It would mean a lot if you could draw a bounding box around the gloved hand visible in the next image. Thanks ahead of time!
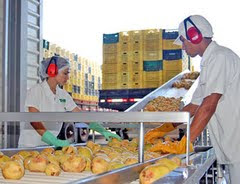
[89,122,121,141]
[41,130,70,147]
[149,135,193,154]
[144,123,176,144]
[176,135,194,154]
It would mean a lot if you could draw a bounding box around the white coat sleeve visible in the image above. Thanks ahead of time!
[191,80,203,105]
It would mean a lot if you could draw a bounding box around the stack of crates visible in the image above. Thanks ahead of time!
[143,29,163,88]
[162,29,188,82]
[128,30,144,89]
[42,39,101,103]
[102,33,119,89]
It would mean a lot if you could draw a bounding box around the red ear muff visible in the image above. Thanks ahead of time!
[187,27,203,44]
[46,56,58,77]
[47,63,58,77]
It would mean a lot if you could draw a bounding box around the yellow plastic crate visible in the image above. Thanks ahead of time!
[103,53,118,64]
[143,29,162,40]
[163,39,182,50]
[163,60,183,71]
[143,71,163,81]
[118,62,130,72]
[119,31,130,42]
[131,51,143,62]
[143,39,163,51]
[63,84,72,92]
[163,70,181,82]
[129,30,143,41]
[129,82,143,89]
[102,64,119,73]
[117,83,128,89]
[130,40,143,51]
[103,43,119,53]
[72,93,77,99]
[102,82,117,90]
[118,52,130,63]
[130,61,143,71]
[117,72,129,83]
[119,42,129,52]
[102,73,118,83]
[143,50,163,61]
[131,71,143,83]
[143,81,163,88]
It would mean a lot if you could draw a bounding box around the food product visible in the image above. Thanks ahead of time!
[45,163,61,176]
[91,156,109,174]
[2,161,24,180]
[140,164,170,184]
[60,155,86,172]
[78,146,93,160]
[28,155,48,172]
[172,79,193,89]
[182,71,200,80]
[62,146,77,155]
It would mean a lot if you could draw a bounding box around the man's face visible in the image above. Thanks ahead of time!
[180,36,199,57]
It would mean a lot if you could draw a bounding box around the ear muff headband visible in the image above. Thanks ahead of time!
[46,56,58,77]
[184,16,203,44]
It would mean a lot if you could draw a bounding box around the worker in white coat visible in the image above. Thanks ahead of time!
[174,15,240,184]
[145,14,240,183]
[18,56,120,148]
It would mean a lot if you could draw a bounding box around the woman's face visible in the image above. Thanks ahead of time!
[56,67,70,85]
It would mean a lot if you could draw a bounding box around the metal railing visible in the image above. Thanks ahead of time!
[0,111,191,165]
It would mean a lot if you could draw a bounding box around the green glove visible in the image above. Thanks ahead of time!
[89,122,121,141]
[41,130,70,147]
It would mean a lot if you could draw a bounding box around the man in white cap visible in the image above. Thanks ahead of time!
[174,15,240,183]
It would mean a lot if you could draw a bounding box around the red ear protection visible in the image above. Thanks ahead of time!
[184,17,203,44]
[187,27,203,44]
[46,56,58,77]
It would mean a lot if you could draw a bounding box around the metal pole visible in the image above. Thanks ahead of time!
[138,122,144,163]
[205,172,208,184]
[92,131,95,143]
[186,113,190,165]
[3,0,9,149]
[212,165,215,184]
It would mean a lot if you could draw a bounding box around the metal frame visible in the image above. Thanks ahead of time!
[0,111,191,165]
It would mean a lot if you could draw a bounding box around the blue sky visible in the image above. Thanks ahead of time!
[43,0,240,70]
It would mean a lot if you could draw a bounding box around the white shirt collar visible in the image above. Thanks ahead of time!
[41,80,60,98]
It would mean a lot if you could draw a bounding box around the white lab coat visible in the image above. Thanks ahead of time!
[191,41,240,164]
[18,80,77,148]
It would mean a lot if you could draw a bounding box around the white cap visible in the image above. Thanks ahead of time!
[174,15,213,45]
